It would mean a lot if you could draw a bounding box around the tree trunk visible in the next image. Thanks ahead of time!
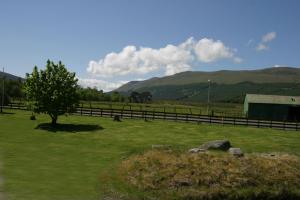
[51,115,57,126]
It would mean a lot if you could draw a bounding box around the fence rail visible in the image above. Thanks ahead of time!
[3,103,300,131]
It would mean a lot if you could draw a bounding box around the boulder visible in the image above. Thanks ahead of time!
[228,148,244,157]
[199,140,231,151]
[189,148,206,153]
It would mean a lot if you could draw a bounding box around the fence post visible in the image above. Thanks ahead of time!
[233,118,236,126]
[100,108,103,117]
[185,114,188,122]
[152,109,155,120]
[284,121,286,130]
[257,120,260,128]
[131,109,133,119]
[90,103,92,116]
[111,109,113,118]
[209,115,211,124]
[296,122,298,131]
[270,120,272,128]
[81,105,83,116]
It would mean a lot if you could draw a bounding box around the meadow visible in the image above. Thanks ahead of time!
[0,109,300,200]
[12,100,245,117]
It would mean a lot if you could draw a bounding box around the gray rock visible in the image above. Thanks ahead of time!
[189,148,206,153]
[228,148,244,157]
[199,140,231,151]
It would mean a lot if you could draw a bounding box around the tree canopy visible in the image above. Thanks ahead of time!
[24,60,79,125]
[129,91,152,103]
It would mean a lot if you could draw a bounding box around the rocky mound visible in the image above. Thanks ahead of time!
[120,150,300,200]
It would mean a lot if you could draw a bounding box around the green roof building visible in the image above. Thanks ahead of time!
[244,94,300,121]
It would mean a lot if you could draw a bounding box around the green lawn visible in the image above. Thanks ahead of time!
[0,109,300,200]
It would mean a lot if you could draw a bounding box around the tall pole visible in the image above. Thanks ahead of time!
[1,67,4,113]
[207,79,211,115]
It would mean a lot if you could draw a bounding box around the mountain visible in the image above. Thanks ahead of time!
[0,71,24,81]
[115,67,300,103]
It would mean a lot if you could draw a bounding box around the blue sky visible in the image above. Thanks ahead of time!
[0,0,300,91]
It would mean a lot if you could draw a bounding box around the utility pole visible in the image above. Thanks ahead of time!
[1,67,4,113]
[207,79,211,115]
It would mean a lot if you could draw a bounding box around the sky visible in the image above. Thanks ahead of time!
[1,0,300,91]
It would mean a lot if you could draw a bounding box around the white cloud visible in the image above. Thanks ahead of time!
[256,31,276,51]
[262,32,276,43]
[87,37,241,77]
[78,78,128,92]
[256,43,268,51]
[233,57,243,63]
[246,39,254,46]
[194,38,235,63]
[273,64,286,68]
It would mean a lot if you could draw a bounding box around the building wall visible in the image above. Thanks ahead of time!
[247,103,290,121]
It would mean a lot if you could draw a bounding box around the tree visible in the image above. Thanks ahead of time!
[140,91,152,103]
[129,91,152,103]
[24,60,79,125]
[129,91,141,103]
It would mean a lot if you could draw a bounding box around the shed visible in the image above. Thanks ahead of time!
[244,94,300,121]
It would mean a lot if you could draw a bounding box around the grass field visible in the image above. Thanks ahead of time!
[0,109,300,200]
[80,101,244,117]
[13,100,245,117]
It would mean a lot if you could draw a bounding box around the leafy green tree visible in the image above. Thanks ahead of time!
[24,60,79,125]
[140,91,152,103]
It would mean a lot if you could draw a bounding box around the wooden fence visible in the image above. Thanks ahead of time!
[3,103,300,131]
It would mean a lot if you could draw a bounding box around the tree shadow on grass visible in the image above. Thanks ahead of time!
[35,123,104,133]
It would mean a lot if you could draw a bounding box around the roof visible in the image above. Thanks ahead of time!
[245,94,300,105]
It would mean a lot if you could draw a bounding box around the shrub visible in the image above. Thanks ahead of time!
[30,115,36,120]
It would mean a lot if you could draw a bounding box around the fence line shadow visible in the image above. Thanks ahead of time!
[0,111,15,115]
[35,123,104,133]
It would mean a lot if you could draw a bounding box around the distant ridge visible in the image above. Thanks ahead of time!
[115,67,300,103]
[0,71,24,81]
[116,67,300,92]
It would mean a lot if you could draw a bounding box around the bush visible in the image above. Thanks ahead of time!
[119,150,300,200]
[30,115,36,120]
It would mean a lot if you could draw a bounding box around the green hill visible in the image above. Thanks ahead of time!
[0,71,24,81]
[115,67,300,103]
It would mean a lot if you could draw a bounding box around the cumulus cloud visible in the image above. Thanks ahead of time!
[78,78,128,92]
[194,38,235,63]
[87,37,241,77]
[262,32,276,43]
[233,57,243,63]
[256,43,268,51]
[256,32,276,51]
